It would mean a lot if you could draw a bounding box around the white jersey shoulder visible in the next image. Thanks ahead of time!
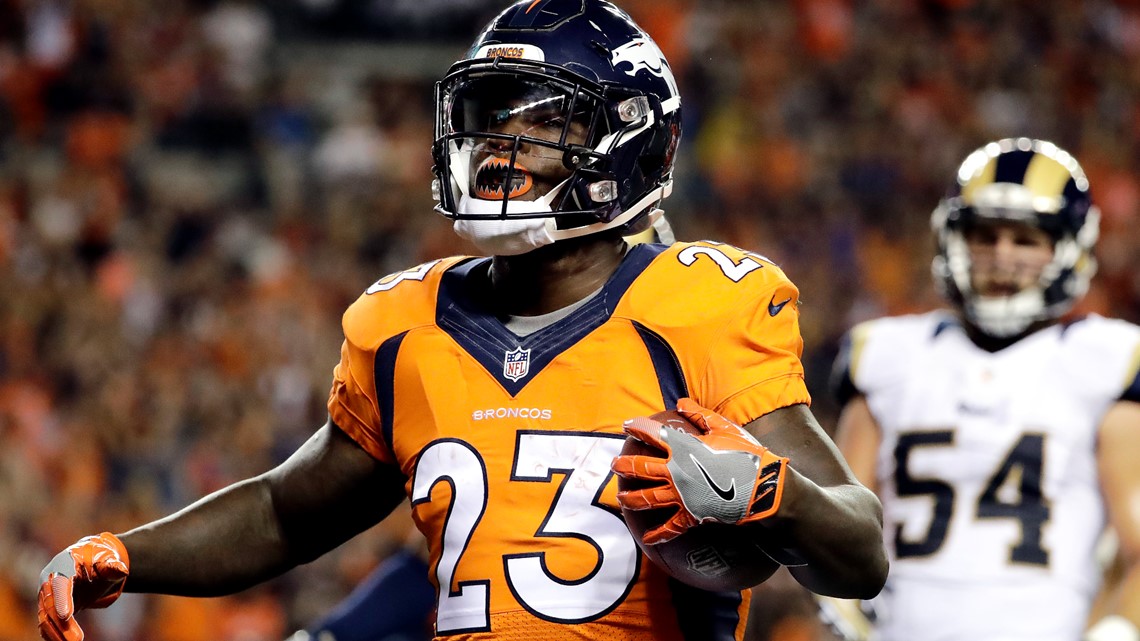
[850,312,1140,641]
[851,312,1140,402]
[1058,314,1140,403]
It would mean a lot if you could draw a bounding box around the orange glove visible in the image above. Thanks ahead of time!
[612,398,789,544]
[38,532,130,641]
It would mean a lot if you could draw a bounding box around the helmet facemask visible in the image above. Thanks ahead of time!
[432,57,677,242]
[437,67,606,218]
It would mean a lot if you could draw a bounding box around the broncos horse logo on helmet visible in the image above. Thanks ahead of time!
[431,0,682,247]
[931,138,1101,337]
[610,38,679,96]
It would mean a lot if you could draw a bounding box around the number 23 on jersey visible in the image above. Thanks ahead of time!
[412,431,639,634]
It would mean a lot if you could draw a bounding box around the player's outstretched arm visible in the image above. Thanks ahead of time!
[1087,401,1140,641]
[738,403,887,599]
[39,420,406,640]
[123,420,406,594]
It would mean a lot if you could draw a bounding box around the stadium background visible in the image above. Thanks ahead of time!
[2,0,1139,639]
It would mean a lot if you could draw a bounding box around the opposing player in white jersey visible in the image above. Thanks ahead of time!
[831,138,1140,641]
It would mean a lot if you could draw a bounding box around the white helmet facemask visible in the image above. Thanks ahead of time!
[933,205,1099,338]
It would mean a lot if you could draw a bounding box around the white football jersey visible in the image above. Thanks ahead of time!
[837,312,1140,641]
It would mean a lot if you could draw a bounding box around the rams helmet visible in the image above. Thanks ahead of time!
[931,138,1100,337]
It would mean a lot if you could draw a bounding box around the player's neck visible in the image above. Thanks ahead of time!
[961,316,1056,353]
[488,234,628,317]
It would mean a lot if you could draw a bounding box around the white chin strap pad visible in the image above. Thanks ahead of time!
[453,195,557,255]
[968,289,1043,337]
[452,180,673,256]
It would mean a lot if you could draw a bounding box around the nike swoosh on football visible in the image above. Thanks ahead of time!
[690,454,736,501]
[768,297,792,317]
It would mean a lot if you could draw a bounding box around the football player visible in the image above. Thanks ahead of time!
[286,217,678,641]
[831,138,1140,641]
[37,2,887,641]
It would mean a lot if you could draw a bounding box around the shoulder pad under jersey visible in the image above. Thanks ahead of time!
[618,240,795,325]
[832,312,953,404]
[1060,315,1140,403]
[342,257,471,349]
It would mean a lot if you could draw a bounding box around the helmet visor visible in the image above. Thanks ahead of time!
[447,75,600,148]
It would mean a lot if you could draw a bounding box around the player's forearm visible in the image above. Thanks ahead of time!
[1093,560,1140,638]
[118,475,296,596]
[768,469,888,599]
[1085,559,1140,640]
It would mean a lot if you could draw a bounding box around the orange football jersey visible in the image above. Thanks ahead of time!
[328,241,810,641]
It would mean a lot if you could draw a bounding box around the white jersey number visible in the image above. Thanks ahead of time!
[366,260,442,294]
[893,430,1050,565]
[412,432,637,633]
[677,244,769,282]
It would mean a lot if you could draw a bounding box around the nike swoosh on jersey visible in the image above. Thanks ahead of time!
[768,297,792,317]
[690,453,736,501]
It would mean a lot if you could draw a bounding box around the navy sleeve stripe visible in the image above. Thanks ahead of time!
[1122,363,1140,404]
[832,363,860,407]
[376,331,409,457]
[830,332,860,406]
[633,322,688,409]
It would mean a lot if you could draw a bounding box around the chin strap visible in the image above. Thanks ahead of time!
[544,180,673,242]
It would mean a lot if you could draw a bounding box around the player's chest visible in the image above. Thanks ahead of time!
[878,334,1094,427]
[873,341,1098,489]
[386,325,670,457]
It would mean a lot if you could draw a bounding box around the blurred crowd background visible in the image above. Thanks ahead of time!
[3,0,1140,640]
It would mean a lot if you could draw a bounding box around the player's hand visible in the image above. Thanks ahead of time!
[38,532,130,641]
[612,398,789,545]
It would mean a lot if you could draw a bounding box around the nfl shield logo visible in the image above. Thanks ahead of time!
[503,347,531,382]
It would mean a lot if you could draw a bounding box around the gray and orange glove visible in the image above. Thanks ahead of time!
[612,398,789,544]
[38,532,129,641]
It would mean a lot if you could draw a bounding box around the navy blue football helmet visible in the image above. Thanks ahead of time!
[431,0,682,238]
[931,138,1100,337]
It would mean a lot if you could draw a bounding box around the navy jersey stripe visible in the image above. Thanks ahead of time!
[932,317,959,338]
[605,242,668,301]
[829,332,859,406]
[669,579,742,641]
[831,365,859,408]
[633,321,687,409]
[375,331,408,455]
[1122,367,1140,404]
[435,243,668,396]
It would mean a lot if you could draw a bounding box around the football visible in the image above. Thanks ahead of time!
[618,409,782,591]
